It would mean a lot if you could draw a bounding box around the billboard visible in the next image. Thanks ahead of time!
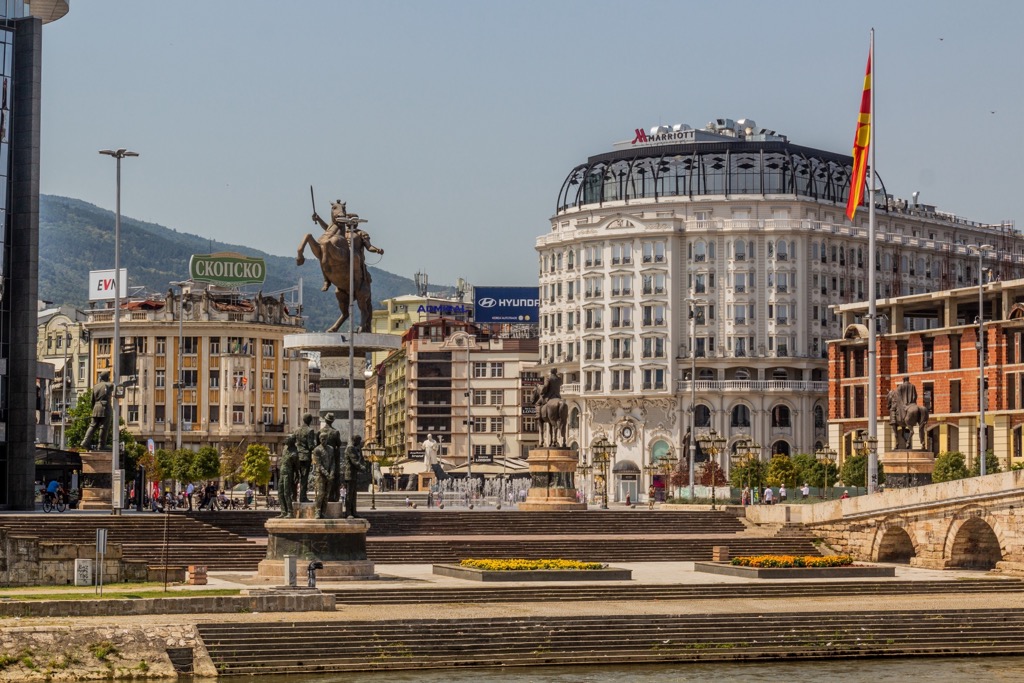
[189,252,266,286]
[88,269,128,301]
[473,286,539,323]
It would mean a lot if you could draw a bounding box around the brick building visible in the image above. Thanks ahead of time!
[830,276,1024,470]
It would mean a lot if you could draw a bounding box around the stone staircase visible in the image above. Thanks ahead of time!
[324,578,1024,605]
[198,608,1024,674]
[0,514,265,571]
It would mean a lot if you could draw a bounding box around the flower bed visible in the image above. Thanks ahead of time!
[459,559,605,571]
[731,554,854,568]
[434,559,631,582]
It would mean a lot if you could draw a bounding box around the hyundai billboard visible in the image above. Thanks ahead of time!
[473,286,539,323]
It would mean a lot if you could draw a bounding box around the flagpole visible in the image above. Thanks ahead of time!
[866,28,879,493]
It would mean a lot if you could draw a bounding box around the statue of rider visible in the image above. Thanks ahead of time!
[534,368,562,407]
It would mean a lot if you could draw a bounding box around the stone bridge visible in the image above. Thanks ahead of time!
[746,470,1024,572]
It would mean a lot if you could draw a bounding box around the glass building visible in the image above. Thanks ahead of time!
[0,0,69,509]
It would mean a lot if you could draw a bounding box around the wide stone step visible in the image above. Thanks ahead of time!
[198,609,1024,674]
[325,578,1024,605]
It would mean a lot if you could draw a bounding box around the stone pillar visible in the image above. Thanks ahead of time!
[79,451,113,510]
[519,448,586,511]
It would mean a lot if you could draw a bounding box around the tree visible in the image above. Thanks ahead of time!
[839,454,885,488]
[932,451,969,483]
[729,456,766,491]
[790,453,821,488]
[969,451,1001,477]
[697,460,727,486]
[241,444,272,489]
[190,446,222,483]
[220,444,245,485]
[765,455,797,488]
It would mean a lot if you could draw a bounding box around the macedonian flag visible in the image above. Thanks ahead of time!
[845,49,872,221]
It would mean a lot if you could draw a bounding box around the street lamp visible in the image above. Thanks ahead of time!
[969,244,993,475]
[170,281,190,451]
[364,441,384,510]
[642,461,660,505]
[684,297,706,501]
[736,438,762,502]
[593,438,616,509]
[99,148,139,515]
[577,452,593,505]
[815,445,838,500]
[59,322,72,450]
[698,429,726,510]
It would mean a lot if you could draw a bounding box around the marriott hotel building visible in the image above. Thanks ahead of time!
[536,117,1024,502]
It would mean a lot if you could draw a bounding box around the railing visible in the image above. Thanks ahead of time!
[676,380,828,393]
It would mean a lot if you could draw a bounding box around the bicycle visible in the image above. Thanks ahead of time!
[42,491,67,513]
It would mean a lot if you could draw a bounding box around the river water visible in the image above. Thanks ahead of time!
[255,656,1024,682]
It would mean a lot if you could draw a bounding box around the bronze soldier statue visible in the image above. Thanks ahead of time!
[311,439,335,520]
[293,413,317,502]
[278,434,298,518]
[81,370,114,450]
[343,435,367,519]
[318,413,343,502]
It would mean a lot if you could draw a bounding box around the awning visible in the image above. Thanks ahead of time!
[612,459,641,474]
[34,445,82,469]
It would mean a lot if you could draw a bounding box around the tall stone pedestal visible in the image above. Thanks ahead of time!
[519,448,587,511]
[257,511,375,581]
[78,450,113,510]
[283,332,400,448]
[880,449,935,488]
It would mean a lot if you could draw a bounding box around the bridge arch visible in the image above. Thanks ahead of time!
[944,509,1005,570]
[874,525,917,563]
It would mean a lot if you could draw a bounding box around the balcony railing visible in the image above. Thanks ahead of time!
[676,380,828,393]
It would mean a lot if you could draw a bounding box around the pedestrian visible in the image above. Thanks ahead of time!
[741,486,750,506]
[648,485,656,509]
[779,485,787,503]
[185,482,195,511]
[206,482,219,511]
[840,490,850,500]
[801,482,810,499]
[764,486,774,505]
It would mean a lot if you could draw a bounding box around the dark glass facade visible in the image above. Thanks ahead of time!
[557,141,872,215]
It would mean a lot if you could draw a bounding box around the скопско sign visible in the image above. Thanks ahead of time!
[473,286,539,323]
[189,252,266,286]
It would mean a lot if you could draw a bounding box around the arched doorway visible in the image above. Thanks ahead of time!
[771,440,791,456]
[649,440,672,502]
[948,517,1002,569]
[612,460,640,505]
[876,527,916,563]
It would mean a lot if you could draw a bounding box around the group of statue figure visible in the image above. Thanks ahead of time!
[279,413,367,519]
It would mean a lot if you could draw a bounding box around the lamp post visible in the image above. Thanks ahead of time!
[593,438,616,509]
[698,429,726,510]
[683,297,705,501]
[170,281,189,451]
[969,244,993,475]
[642,461,660,505]
[364,442,384,510]
[737,439,762,502]
[59,322,71,450]
[815,445,837,499]
[99,148,138,515]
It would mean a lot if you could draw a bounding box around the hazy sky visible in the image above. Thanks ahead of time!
[39,1,1024,289]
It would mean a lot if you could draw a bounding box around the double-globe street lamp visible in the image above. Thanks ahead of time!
[814,445,838,499]
[684,297,706,501]
[99,148,139,514]
[732,438,762,503]
[968,244,993,475]
[592,438,617,510]
[852,434,878,493]
[698,429,727,510]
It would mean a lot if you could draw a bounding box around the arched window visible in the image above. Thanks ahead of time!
[651,439,672,462]
[814,405,825,428]
[735,368,750,380]
[694,241,707,262]
[570,407,580,428]
[777,240,789,260]
[695,405,711,427]
[736,240,747,261]
[771,405,792,428]
[771,440,791,456]
[811,242,818,261]
[731,405,751,428]
[567,250,575,269]
[772,368,788,380]
[708,241,716,259]
[698,369,715,380]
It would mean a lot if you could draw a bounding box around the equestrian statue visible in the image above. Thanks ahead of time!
[296,191,383,333]
[533,368,569,448]
[887,376,930,450]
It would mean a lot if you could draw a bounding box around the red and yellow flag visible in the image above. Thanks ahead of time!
[845,50,872,221]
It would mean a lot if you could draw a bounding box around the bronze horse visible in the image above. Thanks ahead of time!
[533,387,568,448]
[887,389,930,450]
[296,201,378,333]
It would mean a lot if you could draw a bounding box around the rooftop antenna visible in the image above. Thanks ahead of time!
[414,270,428,297]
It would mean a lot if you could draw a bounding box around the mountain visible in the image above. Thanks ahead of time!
[38,195,421,331]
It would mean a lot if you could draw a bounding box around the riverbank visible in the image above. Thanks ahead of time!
[1,562,1022,680]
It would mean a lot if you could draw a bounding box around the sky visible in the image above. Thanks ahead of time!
[39,0,1024,290]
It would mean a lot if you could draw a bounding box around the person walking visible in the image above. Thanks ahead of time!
[185,482,195,511]
[763,486,774,505]
[779,484,787,503]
